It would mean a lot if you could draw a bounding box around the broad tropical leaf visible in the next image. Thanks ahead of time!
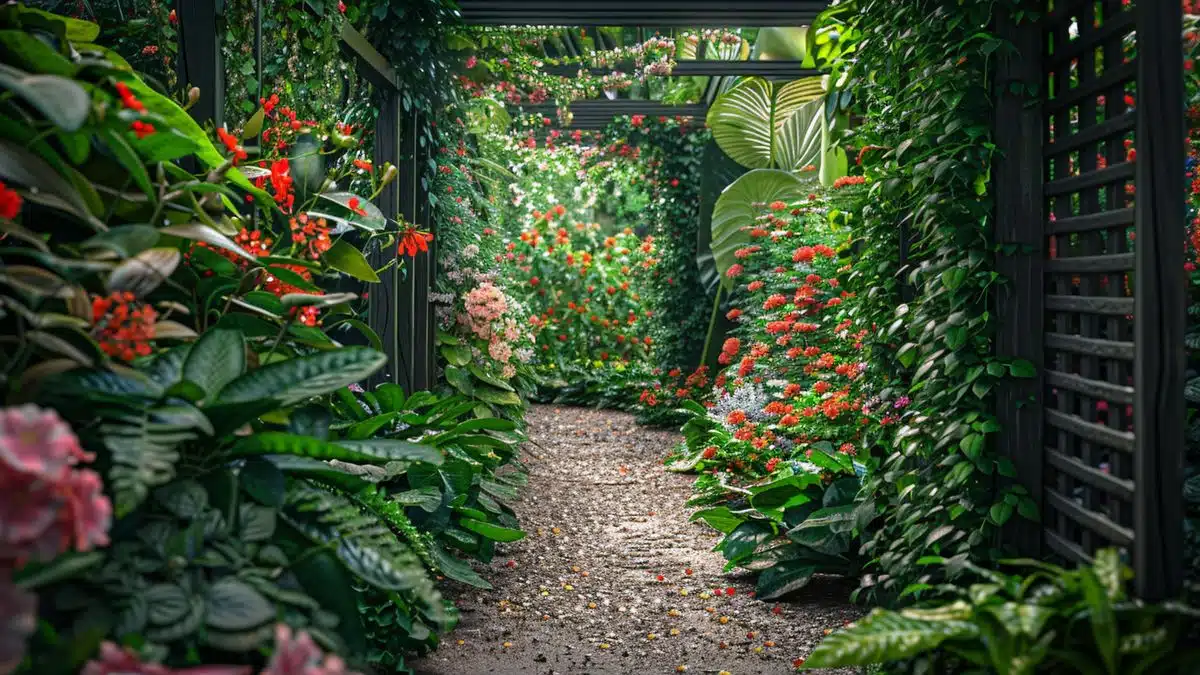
[182,328,245,402]
[710,169,811,289]
[282,482,446,623]
[229,432,442,465]
[707,76,825,171]
[803,607,979,667]
[215,347,386,407]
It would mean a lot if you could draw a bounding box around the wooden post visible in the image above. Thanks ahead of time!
[1132,1,1185,601]
[393,108,421,392]
[411,110,434,391]
[993,8,1045,558]
[176,0,224,129]
[368,91,403,388]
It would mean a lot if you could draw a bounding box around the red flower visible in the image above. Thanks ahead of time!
[398,225,434,256]
[338,0,346,12]
[268,158,294,212]
[726,410,747,425]
[216,127,248,164]
[130,120,156,139]
[702,446,718,459]
[114,82,145,112]
[168,9,178,23]
[91,292,158,362]
[347,197,368,216]
[0,181,22,219]
[353,158,374,173]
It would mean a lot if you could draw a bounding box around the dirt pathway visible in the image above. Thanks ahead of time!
[411,405,861,675]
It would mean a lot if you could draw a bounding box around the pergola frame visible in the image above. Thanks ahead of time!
[456,0,829,26]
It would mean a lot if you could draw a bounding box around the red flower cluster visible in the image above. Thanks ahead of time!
[91,291,158,361]
[289,213,332,260]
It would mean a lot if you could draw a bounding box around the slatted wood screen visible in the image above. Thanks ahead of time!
[997,0,1185,600]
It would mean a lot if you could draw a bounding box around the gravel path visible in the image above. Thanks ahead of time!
[411,405,862,675]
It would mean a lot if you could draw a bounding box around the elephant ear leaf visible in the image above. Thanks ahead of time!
[706,76,825,170]
[710,169,811,290]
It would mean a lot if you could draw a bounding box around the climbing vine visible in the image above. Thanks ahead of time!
[815,0,1037,604]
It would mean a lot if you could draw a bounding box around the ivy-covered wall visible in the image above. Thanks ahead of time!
[821,0,1036,604]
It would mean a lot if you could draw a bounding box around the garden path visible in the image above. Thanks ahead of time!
[411,405,860,675]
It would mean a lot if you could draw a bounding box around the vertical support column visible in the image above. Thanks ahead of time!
[368,91,402,387]
[993,8,1045,556]
[393,107,421,392]
[177,0,224,129]
[1133,2,1185,601]
[411,111,434,391]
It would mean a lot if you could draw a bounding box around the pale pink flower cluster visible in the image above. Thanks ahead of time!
[463,282,508,339]
[0,405,111,566]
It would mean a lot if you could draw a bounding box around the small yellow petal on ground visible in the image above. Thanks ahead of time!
[718,616,730,624]
[588,602,597,609]
[647,633,657,641]
[669,628,680,636]
[456,640,465,646]
[502,642,513,649]
[599,643,610,649]
[676,666,688,672]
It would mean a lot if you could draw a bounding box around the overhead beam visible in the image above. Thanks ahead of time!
[514,101,708,129]
[338,22,398,90]
[542,60,820,78]
[456,0,828,26]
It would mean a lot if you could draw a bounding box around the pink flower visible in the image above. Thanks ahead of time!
[1,580,35,675]
[0,406,111,566]
[0,405,93,480]
[82,642,250,675]
[263,624,361,675]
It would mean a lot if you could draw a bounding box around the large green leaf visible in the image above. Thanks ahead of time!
[706,76,825,171]
[0,63,89,131]
[282,483,445,620]
[205,577,274,632]
[324,239,379,282]
[459,518,525,543]
[182,328,245,402]
[229,432,442,465]
[215,348,386,407]
[115,76,270,202]
[803,606,979,668]
[430,543,492,589]
[756,559,819,600]
[710,169,810,289]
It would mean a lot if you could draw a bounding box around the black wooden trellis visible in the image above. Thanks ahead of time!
[994,0,1186,600]
[177,6,435,393]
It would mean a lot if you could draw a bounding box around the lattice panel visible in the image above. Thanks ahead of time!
[1041,0,1138,562]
